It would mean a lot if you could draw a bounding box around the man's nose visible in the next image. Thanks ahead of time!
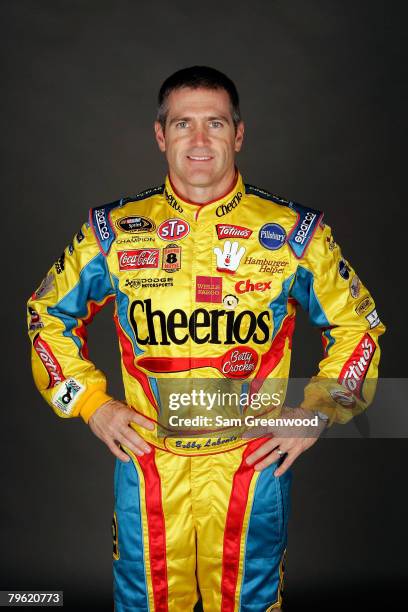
[191,127,210,146]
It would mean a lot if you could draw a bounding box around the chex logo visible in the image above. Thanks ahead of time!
[235,279,272,294]
[118,249,159,270]
[157,218,190,241]
[216,224,252,239]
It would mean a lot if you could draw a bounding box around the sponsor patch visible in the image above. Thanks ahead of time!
[214,241,245,273]
[220,347,258,378]
[215,192,242,217]
[326,235,337,251]
[68,242,74,255]
[162,244,181,273]
[350,276,361,298]
[124,276,174,289]
[28,307,44,331]
[164,188,183,213]
[196,276,222,303]
[223,294,239,309]
[55,252,65,274]
[338,334,376,399]
[366,308,380,329]
[355,296,373,316]
[76,228,85,243]
[157,218,190,241]
[115,216,156,233]
[286,202,323,258]
[33,336,65,388]
[52,378,84,414]
[33,273,54,300]
[244,256,288,274]
[235,279,272,294]
[116,236,154,244]
[259,223,287,250]
[338,259,350,280]
[216,224,252,240]
[118,249,159,271]
[112,513,120,560]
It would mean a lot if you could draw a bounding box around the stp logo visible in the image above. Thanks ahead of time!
[157,218,190,241]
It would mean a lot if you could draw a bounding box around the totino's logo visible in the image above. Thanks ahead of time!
[216,192,242,217]
[118,249,159,270]
[157,218,190,241]
[235,279,272,294]
[95,209,110,240]
[129,299,271,346]
[33,336,65,388]
[338,334,376,399]
[216,224,252,239]
[294,211,316,245]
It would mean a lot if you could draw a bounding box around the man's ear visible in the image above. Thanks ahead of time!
[234,121,245,152]
[154,121,166,152]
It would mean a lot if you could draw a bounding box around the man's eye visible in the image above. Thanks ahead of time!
[176,121,188,128]
[210,121,223,128]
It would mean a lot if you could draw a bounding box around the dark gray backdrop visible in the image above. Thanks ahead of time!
[2,0,406,610]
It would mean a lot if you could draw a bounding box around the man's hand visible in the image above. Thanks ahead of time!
[245,406,327,476]
[88,399,155,462]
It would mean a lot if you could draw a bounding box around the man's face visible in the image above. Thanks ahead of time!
[154,87,244,190]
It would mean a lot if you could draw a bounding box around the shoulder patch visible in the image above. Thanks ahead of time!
[245,184,291,206]
[89,199,124,256]
[286,201,324,258]
[123,185,164,205]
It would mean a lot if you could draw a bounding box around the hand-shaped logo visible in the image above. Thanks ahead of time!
[213,240,246,273]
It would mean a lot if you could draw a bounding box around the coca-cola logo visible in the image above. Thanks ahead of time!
[118,249,159,270]
[157,218,190,241]
[338,333,376,399]
[116,216,155,233]
[33,336,65,388]
[216,224,252,239]
[220,347,258,378]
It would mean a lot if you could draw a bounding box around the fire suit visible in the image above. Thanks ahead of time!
[27,170,385,612]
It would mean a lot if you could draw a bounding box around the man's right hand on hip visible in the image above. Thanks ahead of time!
[88,399,154,462]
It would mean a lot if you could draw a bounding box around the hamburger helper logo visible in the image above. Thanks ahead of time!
[118,249,159,270]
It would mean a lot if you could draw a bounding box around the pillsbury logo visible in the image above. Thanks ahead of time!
[258,223,287,250]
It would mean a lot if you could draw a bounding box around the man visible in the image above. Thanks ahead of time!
[27,66,385,611]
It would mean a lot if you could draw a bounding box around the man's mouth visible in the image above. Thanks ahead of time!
[187,155,213,161]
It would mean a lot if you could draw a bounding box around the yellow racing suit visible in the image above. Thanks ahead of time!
[27,170,385,612]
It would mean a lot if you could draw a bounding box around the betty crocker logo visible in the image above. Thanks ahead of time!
[118,249,159,270]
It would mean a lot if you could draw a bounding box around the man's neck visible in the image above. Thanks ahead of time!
[168,168,237,204]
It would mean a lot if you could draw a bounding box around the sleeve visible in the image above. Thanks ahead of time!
[289,221,386,425]
[27,220,116,423]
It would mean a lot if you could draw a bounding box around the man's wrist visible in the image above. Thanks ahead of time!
[80,390,114,423]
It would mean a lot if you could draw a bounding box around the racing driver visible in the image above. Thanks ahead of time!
[27,66,385,612]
